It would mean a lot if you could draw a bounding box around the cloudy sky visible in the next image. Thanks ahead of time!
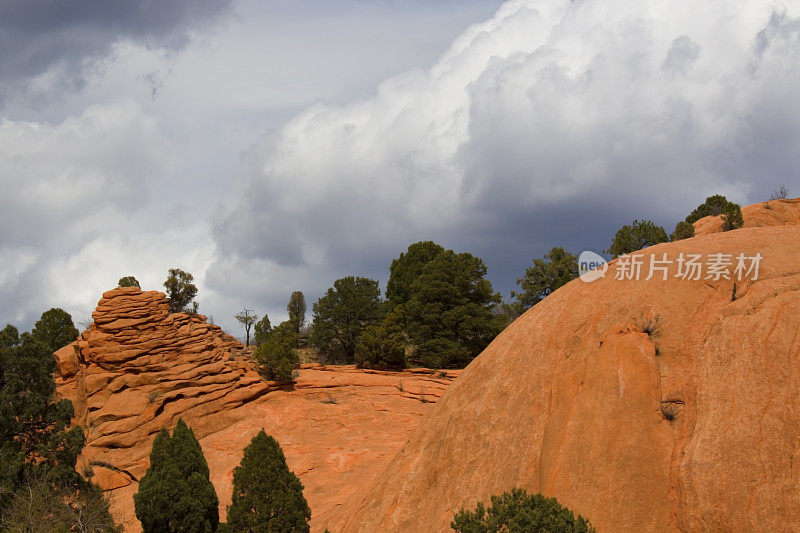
[1,0,799,336]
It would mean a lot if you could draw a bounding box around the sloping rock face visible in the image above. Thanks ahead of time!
[333,224,800,532]
[694,197,800,236]
[201,366,457,533]
[54,290,458,531]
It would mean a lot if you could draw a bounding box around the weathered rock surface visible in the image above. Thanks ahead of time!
[333,223,800,531]
[694,197,800,236]
[55,290,457,531]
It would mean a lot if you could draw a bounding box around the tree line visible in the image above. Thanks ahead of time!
[506,193,750,317]
[117,191,763,376]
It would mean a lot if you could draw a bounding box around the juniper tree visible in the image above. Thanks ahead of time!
[310,277,384,363]
[134,419,219,532]
[355,307,407,370]
[605,220,669,258]
[386,241,446,308]
[226,430,310,532]
[118,276,140,288]
[451,488,594,533]
[0,326,85,493]
[511,247,578,315]
[403,249,504,368]
[164,268,199,314]
[670,221,695,241]
[30,307,79,354]
[253,321,299,382]
[0,314,117,530]
[721,201,744,231]
[253,314,272,346]
[286,291,306,334]
[684,194,743,231]
[685,194,731,223]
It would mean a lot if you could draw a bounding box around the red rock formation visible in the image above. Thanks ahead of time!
[55,287,271,506]
[55,288,457,531]
[332,222,800,531]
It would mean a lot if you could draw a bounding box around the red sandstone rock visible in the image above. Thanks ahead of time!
[55,289,457,531]
[332,221,800,531]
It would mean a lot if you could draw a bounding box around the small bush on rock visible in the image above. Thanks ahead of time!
[684,194,743,231]
[670,221,695,241]
[721,201,744,231]
[605,220,668,258]
[685,194,730,223]
[254,321,299,382]
[118,276,140,288]
[451,488,594,533]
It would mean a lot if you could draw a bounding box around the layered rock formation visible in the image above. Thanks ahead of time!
[54,287,271,501]
[54,291,457,530]
[332,214,800,531]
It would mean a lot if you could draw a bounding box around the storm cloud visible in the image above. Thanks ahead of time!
[0,0,233,107]
[209,0,800,323]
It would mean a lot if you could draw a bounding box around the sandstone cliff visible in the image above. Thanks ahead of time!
[54,289,457,530]
[331,208,800,531]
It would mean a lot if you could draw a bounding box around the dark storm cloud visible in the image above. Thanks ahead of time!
[0,0,232,104]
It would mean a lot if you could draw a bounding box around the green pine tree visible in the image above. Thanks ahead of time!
[355,306,407,370]
[386,240,446,308]
[0,327,84,494]
[670,221,695,241]
[310,276,384,363]
[253,321,299,382]
[452,488,594,533]
[134,419,219,532]
[511,247,578,315]
[226,430,310,533]
[685,194,730,223]
[286,291,307,334]
[253,314,272,346]
[30,307,79,354]
[118,275,141,288]
[605,219,669,258]
[403,248,504,368]
[1,315,117,530]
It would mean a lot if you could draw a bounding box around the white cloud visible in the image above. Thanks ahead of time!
[0,100,201,326]
[211,0,800,318]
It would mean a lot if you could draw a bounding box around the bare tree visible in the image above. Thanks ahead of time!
[235,309,258,346]
[770,185,789,200]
